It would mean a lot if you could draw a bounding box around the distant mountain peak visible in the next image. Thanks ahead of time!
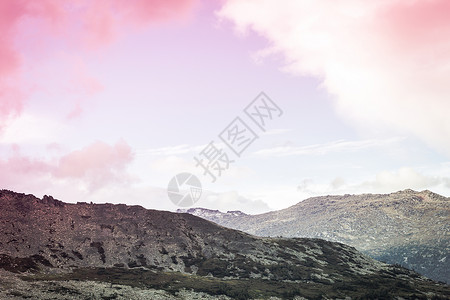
[396,188,417,194]
[177,207,248,218]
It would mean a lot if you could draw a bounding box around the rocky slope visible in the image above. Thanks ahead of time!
[179,189,450,283]
[0,190,449,299]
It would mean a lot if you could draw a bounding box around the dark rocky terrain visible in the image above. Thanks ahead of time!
[179,189,450,284]
[0,190,449,299]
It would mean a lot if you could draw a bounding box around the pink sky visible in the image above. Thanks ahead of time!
[1,0,449,213]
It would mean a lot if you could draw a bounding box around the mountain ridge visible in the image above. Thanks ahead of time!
[0,189,449,299]
[179,189,450,283]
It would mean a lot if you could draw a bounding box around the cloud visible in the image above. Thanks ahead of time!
[67,0,199,49]
[0,140,134,192]
[297,167,450,196]
[358,167,443,193]
[137,142,232,157]
[0,147,51,179]
[54,140,134,189]
[0,0,29,132]
[199,190,271,214]
[253,137,403,157]
[150,155,199,175]
[0,1,25,76]
[0,0,198,130]
[242,185,306,211]
[68,62,104,97]
[219,0,450,155]
[138,144,206,156]
[0,85,26,132]
[65,58,104,119]
[0,113,66,145]
[66,103,84,120]
[148,152,255,186]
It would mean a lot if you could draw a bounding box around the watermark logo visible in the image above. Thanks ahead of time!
[168,92,283,206]
[167,173,202,207]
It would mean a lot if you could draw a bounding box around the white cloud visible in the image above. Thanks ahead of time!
[297,167,450,197]
[219,0,450,155]
[358,167,441,193]
[242,185,306,211]
[0,113,66,144]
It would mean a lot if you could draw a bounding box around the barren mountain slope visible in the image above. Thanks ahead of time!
[180,190,450,283]
[0,190,449,299]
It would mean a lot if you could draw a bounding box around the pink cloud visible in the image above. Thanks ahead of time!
[0,0,25,76]
[19,0,198,51]
[66,103,83,120]
[0,140,134,192]
[0,0,198,130]
[116,0,198,25]
[0,145,52,189]
[54,140,134,189]
[0,151,51,176]
[0,85,25,129]
[67,60,104,96]
[0,1,29,132]
[65,58,104,119]
[219,0,450,155]
[80,0,198,48]
[378,0,450,50]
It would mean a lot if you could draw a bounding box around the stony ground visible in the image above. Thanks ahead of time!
[0,270,316,300]
[0,270,235,300]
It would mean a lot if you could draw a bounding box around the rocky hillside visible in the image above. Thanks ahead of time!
[1,190,449,299]
[179,189,450,284]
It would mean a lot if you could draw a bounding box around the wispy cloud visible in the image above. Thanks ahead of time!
[253,137,404,157]
[136,141,233,157]
[136,144,206,156]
